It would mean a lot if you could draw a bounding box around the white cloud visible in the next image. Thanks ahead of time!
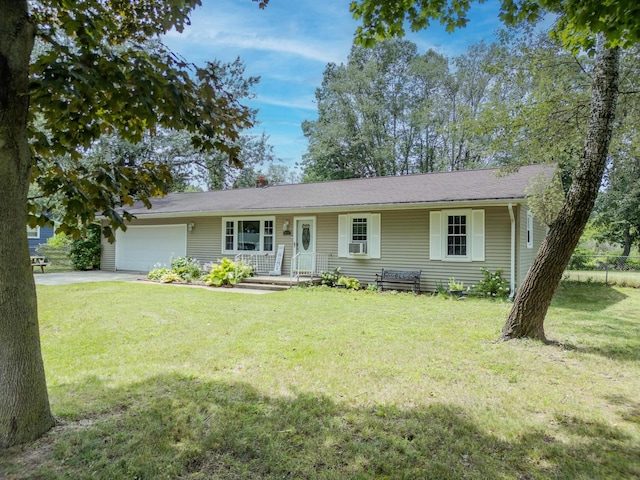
[210,33,345,64]
[165,2,353,65]
[252,95,316,112]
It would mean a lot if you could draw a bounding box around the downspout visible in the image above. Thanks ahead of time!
[508,203,516,299]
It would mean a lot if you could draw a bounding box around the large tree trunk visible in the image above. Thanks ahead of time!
[619,225,631,265]
[501,39,621,342]
[0,0,55,447]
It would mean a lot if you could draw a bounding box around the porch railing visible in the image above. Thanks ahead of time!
[234,252,276,276]
[289,252,331,283]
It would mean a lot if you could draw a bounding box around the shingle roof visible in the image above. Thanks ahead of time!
[126,164,555,216]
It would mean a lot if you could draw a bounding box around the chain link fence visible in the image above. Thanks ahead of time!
[565,254,640,286]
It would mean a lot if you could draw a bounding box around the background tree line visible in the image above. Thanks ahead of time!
[301,39,498,179]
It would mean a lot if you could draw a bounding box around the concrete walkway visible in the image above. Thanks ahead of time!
[33,270,275,294]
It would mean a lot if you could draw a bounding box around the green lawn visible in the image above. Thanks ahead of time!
[1,282,639,479]
[564,269,640,287]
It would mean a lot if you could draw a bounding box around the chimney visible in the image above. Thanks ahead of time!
[256,176,268,188]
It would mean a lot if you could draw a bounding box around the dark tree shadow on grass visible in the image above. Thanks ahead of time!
[552,282,628,312]
[554,317,640,362]
[1,375,638,479]
[549,283,640,362]
[605,395,640,427]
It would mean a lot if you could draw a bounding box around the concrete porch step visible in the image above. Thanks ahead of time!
[237,275,292,292]
[236,275,322,291]
[235,282,291,292]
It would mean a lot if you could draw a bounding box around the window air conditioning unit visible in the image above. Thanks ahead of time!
[349,242,367,255]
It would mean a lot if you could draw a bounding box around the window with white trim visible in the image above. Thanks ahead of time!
[222,217,276,254]
[352,217,367,240]
[447,214,467,257]
[430,209,484,262]
[27,226,40,239]
[338,213,381,259]
[526,211,534,248]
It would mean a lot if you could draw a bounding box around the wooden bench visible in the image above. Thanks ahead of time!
[375,269,421,293]
[30,256,50,273]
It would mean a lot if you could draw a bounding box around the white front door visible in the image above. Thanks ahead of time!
[293,217,316,274]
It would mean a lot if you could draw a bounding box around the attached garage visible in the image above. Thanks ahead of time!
[115,225,187,271]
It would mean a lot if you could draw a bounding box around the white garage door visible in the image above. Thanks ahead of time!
[115,225,187,271]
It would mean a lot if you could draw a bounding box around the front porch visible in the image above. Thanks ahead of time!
[234,250,331,291]
[237,274,322,291]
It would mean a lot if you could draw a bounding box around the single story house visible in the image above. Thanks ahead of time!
[100,164,555,293]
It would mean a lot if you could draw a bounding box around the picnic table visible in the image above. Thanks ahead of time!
[30,255,50,273]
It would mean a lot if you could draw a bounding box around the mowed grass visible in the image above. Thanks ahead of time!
[1,282,639,479]
[564,269,640,287]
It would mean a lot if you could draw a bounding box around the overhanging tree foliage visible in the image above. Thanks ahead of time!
[1,0,258,448]
[350,0,640,341]
[478,29,593,180]
[28,9,255,239]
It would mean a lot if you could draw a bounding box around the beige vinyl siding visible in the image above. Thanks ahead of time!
[100,227,116,271]
[517,205,547,287]
[274,215,295,275]
[185,217,218,264]
[372,209,427,284]
[422,206,511,292]
[314,206,512,292]
[483,205,512,279]
[314,213,338,272]
[313,211,426,286]
[517,205,530,287]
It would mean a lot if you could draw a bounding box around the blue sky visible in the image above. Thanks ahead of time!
[163,0,504,172]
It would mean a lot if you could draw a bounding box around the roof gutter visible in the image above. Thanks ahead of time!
[508,203,516,299]
[100,199,530,220]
